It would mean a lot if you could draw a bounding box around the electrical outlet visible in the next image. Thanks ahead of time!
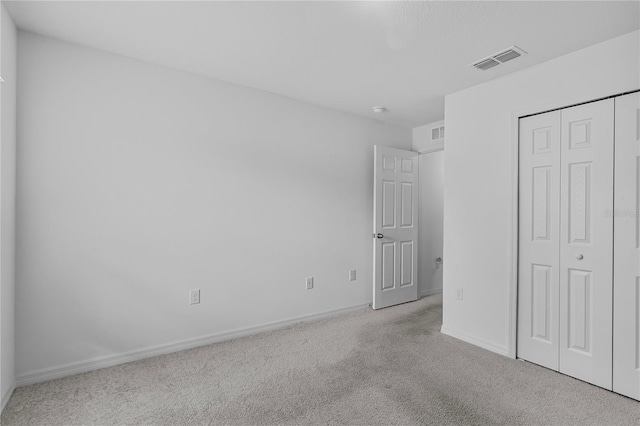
[306,277,314,290]
[455,288,464,301]
[349,269,356,281]
[190,289,200,305]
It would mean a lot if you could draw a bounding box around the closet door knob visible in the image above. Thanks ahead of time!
[576,254,584,260]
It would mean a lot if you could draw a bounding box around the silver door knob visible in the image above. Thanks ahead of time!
[372,233,384,239]
[435,257,442,264]
[576,254,584,260]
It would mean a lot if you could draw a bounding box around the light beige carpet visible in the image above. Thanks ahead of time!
[2,293,639,425]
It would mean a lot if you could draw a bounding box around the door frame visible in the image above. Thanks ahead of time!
[507,89,640,359]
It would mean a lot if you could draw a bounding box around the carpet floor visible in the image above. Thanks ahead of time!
[2,293,639,425]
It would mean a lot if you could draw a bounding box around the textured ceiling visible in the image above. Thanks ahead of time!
[5,1,640,127]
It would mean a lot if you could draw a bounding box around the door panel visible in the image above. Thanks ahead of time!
[531,264,551,342]
[559,99,614,390]
[613,92,640,400]
[401,183,414,227]
[382,242,395,290]
[518,111,561,370]
[382,181,396,227]
[373,146,418,309]
[567,268,591,353]
[532,166,552,241]
[400,241,413,287]
[568,162,592,243]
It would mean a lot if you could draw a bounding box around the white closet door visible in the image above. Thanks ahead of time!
[613,92,640,400]
[559,99,614,389]
[518,111,562,370]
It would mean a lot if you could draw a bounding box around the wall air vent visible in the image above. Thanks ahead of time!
[470,45,527,71]
[431,126,445,141]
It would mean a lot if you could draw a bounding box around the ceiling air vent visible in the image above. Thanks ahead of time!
[471,45,527,71]
[473,58,500,71]
[493,49,521,63]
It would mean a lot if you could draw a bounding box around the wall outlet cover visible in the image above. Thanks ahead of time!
[190,289,200,305]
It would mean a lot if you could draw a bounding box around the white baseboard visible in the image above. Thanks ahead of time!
[420,288,443,297]
[1,382,15,413]
[17,303,370,387]
[440,326,509,357]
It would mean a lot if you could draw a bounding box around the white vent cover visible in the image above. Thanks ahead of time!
[470,45,527,71]
[493,49,521,63]
[431,126,445,141]
[474,58,500,71]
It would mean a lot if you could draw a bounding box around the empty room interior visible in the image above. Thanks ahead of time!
[1,0,640,424]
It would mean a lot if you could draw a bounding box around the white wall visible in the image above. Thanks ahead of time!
[414,120,445,297]
[15,32,412,382]
[418,151,444,297]
[412,120,444,153]
[442,30,640,355]
[0,2,17,411]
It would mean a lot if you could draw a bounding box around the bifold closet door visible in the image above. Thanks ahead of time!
[613,92,640,400]
[517,110,561,371]
[558,99,614,390]
[518,99,614,390]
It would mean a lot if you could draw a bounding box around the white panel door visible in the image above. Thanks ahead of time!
[613,92,640,401]
[518,111,562,370]
[559,99,614,389]
[373,146,419,310]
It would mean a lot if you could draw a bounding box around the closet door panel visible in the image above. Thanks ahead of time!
[518,111,561,370]
[613,92,640,401]
[559,99,614,390]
